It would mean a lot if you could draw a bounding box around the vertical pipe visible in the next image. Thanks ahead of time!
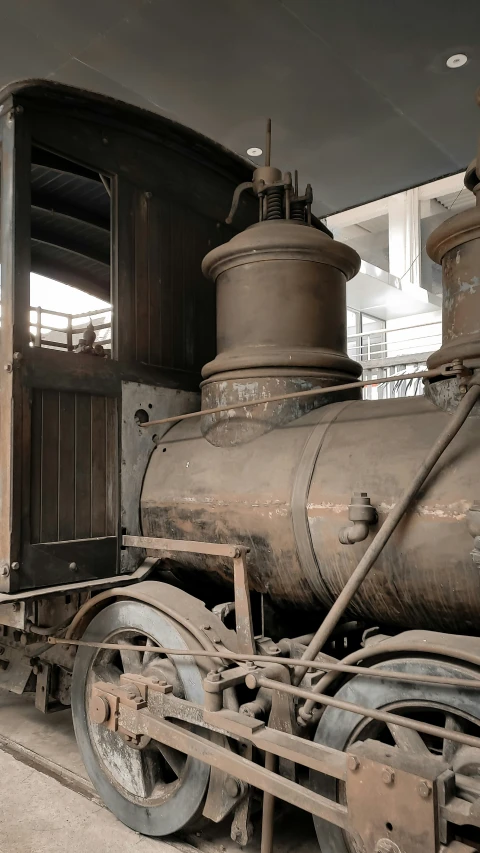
[261,752,276,853]
[265,119,272,168]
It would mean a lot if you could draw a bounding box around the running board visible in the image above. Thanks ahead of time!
[0,558,156,604]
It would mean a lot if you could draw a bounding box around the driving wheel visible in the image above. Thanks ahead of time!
[71,600,210,836]
[310,657,480,853]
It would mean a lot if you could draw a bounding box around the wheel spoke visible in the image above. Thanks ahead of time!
[119,647,143,674]
[387,723,430,754]
[143,637,158,667]
[92,662,122,684]
[443,713,464,764]
[156,743,185,778]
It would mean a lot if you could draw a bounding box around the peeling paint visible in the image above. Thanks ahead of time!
[308,500,468,520]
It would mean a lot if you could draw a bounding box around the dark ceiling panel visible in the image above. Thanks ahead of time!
[0,0,479,214]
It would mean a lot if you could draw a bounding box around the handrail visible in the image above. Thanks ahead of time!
[347,319,440,341]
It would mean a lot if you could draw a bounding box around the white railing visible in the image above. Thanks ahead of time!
[347,320,441,364]
[29,306,111,351]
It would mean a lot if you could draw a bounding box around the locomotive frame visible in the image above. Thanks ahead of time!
[1,79,480,853]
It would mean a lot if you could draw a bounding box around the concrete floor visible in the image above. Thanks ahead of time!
[0,749,186,853]
[0,691,317,853]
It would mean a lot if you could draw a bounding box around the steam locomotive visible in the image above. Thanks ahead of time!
[1,79,480,853]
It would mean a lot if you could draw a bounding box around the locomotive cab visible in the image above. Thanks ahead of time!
[0,79,253,601]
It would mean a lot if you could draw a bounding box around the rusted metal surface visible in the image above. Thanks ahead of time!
[88,660,480,850]
[115,707,350,828]
[122,537,255,653]
[261,751,276,853]
[49,635,480,691]
[346,740,447,853]
[253,675,480,753]
[141,385,480,630]
[0,559,155,605]
[295,381,480,699]
[200,147,361,445]
[427,161,480,369]
[139,365,446,432]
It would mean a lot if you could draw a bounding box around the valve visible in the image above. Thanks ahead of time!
[225,118,330,234]
[339,492,377,545]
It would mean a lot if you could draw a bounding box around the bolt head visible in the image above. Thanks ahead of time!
[417,780,432,798]
[125,686,138,699]
[89,694,110,724]
[347,755,359,771]
[207,670,222,682]
[225,777,240,798]
[10,562,19,571]
[382,768,395,785]
[69,562,78,572]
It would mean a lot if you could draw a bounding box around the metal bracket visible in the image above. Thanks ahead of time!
[346,739,448,853]
[122,536,255,654]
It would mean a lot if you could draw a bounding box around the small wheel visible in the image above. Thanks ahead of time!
[310,657,480,853]
[71,600,210,836]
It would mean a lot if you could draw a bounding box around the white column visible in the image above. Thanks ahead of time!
[388,187,421,287]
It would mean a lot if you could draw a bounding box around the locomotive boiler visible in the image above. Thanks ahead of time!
[2,81,480,853]
[141,150,480,636]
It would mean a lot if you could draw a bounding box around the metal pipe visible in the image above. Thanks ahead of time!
[139,367,448,429]
[294,382,480,705]
[47,637,480,690]
[265,119,272,167]
[314,638,480,697]
[261,751,276,853]
[255,675,480,753]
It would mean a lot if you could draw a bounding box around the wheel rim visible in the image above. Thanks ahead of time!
[311,657,480,853]
[72,601,210,836]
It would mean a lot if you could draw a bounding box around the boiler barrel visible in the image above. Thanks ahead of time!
[141,393,480,633]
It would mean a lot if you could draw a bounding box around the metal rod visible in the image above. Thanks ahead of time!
[294,382,480,703]
[256,676,480,752]
[261,752,276,853]
[265,119,272,167]
[140,367,447,429]
[315,639,480,697]
[122,711,349,828]
[47,637,480,690]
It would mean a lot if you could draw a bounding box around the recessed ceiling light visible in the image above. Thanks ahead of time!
[446,53,468,69]
[247,147,262,157]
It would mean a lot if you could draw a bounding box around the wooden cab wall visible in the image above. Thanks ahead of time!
[0,80,254,594]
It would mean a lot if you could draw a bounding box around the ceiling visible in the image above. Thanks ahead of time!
[1,0,479,216]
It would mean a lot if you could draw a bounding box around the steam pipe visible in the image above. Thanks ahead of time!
[338,521,370,545]
[294,380,480,714]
